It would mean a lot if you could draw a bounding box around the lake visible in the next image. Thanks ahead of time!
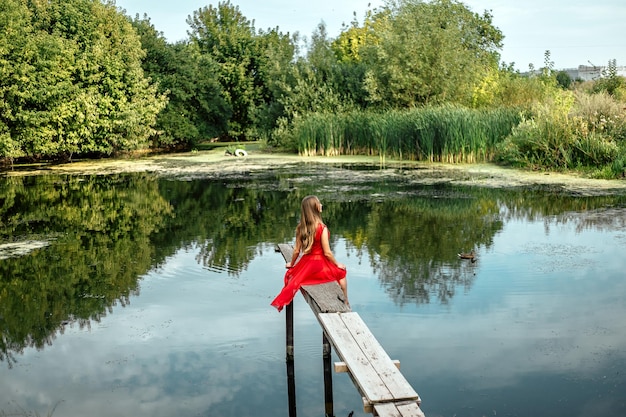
[1,162,625,417]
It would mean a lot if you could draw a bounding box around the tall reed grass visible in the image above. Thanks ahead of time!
[291,106,522,163]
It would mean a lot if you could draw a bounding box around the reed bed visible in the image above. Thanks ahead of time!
[292,106,522,163]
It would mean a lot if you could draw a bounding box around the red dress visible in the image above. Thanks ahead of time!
[271,223,347,312]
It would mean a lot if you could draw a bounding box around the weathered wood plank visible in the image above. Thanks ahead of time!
[319,312,393,402]
[374,402,425,417]
[276,243,294,263]
[340,313,419,402]
[396,402,426,417]
[319,313,420,405]
[372,403,401,417]
[302,283,350,313]
[335,360,400,373]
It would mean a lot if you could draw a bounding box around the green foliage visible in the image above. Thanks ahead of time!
[556,70,573,89]
[290,106,521,162]
[262,23,360,146]
[0,123,23,164]
[593,59,626,100]
[472,60,563,110]
[496,89,625,171]
[571,90,626,139]
[131,16,230,148]
[247,27,300,140]
[0,0,165,161]
[360,0,503,107]
[187,1,295,140]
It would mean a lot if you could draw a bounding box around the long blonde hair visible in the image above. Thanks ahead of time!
[296,195,323,254]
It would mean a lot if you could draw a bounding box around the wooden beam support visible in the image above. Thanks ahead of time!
[335,360,400,373]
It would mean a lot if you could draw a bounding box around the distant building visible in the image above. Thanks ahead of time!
[522,65,626,81]
[561,65,626,82]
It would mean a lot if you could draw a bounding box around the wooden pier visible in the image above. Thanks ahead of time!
[276,244,425,417]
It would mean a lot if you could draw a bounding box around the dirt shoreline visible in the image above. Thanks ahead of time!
[5,149,626,196]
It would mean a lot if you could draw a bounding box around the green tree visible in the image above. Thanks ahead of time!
[0,0,165,161]
[131,15,230,148]
[331,8,386,108]
[556,71,573,89]
[187,1,259,140]
[332,9,386,65]
[264,24,356,148]
[188,1,299,141]
[305,22,370,109]
[471,64,554,108]
[360,0,503,107]
[0,0,31,162]
[246,27,298,140]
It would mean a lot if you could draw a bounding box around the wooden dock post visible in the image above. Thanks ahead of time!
[323,332,334,417]
[286,358,297,417]
[286,301,294,361]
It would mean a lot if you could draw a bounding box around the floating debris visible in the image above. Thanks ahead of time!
[0,239,53,260]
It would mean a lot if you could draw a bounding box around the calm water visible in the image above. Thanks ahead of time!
[1,163,625,417]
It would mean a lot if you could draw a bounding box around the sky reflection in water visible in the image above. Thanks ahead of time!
[1,168,625,417]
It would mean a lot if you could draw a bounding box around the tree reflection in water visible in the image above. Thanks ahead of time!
[2,165,626,369]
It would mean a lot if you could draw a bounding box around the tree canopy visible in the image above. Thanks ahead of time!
[359,0,503,107]
[186,1,295,140]
[1,0,623,170]
[0,0,165,161]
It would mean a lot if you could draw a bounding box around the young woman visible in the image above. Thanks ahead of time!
[271,195,349,311]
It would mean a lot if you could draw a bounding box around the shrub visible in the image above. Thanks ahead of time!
[496,88,626,172]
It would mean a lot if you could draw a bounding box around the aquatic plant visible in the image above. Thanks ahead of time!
[292,106,522,163]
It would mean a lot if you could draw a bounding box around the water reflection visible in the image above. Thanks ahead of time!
[0,174,173,367]
[2,169,626,366]
[1,164,626,417]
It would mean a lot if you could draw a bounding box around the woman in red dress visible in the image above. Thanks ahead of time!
[271,195,349,312]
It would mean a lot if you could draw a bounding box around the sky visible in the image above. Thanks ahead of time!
[114,0,626,71]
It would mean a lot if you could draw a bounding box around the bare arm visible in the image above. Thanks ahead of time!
[286,236,301,268]
[321,226,346,270]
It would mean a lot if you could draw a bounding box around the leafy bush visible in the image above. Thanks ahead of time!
[571,91,626,140]
[0,0,165,161]
[496,88,626,172]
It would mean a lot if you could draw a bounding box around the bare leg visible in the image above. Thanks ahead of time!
[338,278,349,308]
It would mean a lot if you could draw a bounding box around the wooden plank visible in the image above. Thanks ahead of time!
[374,402,425,417]
[276,243,294,263]
[396,402,426,417]
[319,313,420,404]
[302,283,350,313]
[335,360,400,373]
[373,403,401,417]
[319,312,394,403]
[340,313,419,403]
